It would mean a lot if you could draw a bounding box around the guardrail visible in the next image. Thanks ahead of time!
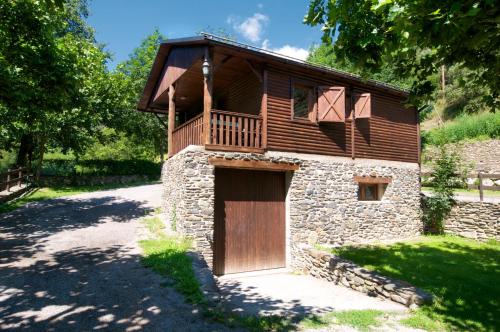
[1,167,30,192]
[421,172,500,202]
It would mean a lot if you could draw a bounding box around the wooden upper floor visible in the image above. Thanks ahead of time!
[138,35,420,164]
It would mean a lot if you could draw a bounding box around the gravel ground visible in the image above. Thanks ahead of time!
[0,184,228,332]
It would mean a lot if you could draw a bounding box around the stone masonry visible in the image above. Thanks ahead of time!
[161,146,422,268]
[444,201,499,241]
[292,244,433,307]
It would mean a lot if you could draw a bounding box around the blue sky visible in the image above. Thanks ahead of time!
[87,0,323,68]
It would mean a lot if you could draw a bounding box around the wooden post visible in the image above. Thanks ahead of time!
[261,69,268,149]
[18,168,22,187]
[350,88,356,159]
[203,47,213,145]
[6,169,11,192]
[478,172,484,202]
[167,85,175,157]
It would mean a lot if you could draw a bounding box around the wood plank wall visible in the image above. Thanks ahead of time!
[221,73,262,115]
[266,69,418,163]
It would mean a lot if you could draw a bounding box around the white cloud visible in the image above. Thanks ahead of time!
[228,13,269,42]
[261,39,309,61]
[257,3,263,9]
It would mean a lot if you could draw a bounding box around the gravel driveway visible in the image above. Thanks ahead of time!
[0,184,227,331]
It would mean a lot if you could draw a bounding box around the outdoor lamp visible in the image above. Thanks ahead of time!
[202,59,210,78]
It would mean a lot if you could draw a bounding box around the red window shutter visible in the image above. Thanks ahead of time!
[354,93,371,118]
[317,86,346,123]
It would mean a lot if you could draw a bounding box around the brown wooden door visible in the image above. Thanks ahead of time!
[214,169,286,275]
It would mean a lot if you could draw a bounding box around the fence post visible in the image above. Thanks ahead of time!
[18,168,22,187]
[6,169,11,192]
[478,172,484,202]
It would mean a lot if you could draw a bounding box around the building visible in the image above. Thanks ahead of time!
[138,34,422,275]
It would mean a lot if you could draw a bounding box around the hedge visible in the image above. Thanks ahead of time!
[40,159,161,177]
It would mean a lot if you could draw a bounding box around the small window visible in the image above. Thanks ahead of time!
[358,183,387,201]
[292,84,314,120]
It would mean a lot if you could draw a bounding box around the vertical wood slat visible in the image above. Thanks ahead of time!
[171,114,203,155]
[238,117,243,146]
[250,118,255,147]
[255,120,261,148]
[225,115,230,146]
[231,116,236,146]
[219,113,224,145]
[244,117,249,147]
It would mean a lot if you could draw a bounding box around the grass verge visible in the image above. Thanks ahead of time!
[422,186,500,197]
[331,235,500,331]
[0,180,159,214]
[301,310,384,331]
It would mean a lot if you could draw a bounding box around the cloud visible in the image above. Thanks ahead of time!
[261,39,309,61]
[228,13,269,42]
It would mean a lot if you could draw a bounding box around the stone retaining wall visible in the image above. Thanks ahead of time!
[445,201,499,241]
[292,244,433,307]
[162,146,422,269]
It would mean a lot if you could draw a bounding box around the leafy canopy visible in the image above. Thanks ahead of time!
[304,0,499,108]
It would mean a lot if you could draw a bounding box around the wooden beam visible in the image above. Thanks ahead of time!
[245,60,263,82]
[261,69,268,149]
[209,157,300,171]
[205,144,264,154]
[353,176,392,184]
[167,84,176,157]
[213,55,233,74]
[203,47,213,145]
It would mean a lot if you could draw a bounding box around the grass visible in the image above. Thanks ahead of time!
[422,111,500,146]
[301,310,384,331]
[331,235,500,331]
[0,180,158,214]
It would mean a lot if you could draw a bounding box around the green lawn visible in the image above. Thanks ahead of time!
[0,180,158,213]
[332,236,500,331]
[422,186,500,197]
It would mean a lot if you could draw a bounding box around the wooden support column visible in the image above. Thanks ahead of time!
[203,48,213,145]
[350,87,356,159]
[167,84,175,157]
[261,69,268,149]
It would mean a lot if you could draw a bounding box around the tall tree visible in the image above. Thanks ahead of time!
[0,0,115,176]
[304,0,499,108]
[111,30,167,162]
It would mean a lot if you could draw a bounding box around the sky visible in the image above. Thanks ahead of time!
[86,0,323,68]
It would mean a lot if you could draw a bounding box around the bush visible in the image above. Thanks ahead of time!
[39,159,161,177]
[422,112,500,147]
[423,147,462,233]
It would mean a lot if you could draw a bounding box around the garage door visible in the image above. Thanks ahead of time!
[214,168,286,275]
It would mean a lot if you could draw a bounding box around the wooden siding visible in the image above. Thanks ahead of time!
[266,69,418,163]
[220,72,262,115]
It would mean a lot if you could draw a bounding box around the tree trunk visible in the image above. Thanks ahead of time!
[16,133,35,167]
[35,135,47,182]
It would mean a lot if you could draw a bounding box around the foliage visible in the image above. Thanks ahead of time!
[422,112,500,146]
[423,147,462,233]
[332,235,500,331]
[304,0,499,109]
[0,0,121,175]
[307,43,413,90]
[110,30,167,161]
[40,159,160,177]
[400,309,445,331]
[301,310,383,331]
[141,216,165,238]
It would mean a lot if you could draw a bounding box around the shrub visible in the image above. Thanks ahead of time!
[39,159,161,177]
[422,112,500,147]
[422,147,462,233]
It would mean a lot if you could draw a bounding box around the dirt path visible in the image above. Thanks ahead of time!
[0,184,227,331]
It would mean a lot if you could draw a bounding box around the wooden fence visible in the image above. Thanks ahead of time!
[0,167,30,192]
[421,172,500,201]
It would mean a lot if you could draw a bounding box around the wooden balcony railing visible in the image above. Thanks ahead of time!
[207,110,263,153]
[171,113,203,155]
[170,110,264,156]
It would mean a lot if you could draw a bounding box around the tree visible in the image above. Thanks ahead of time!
[0,0,115,178]
[110,30,168,162]
[304,0,499,108]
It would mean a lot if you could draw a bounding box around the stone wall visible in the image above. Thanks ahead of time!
[292,244,433,307]
[444,201,499,241]
[161,146,422,268]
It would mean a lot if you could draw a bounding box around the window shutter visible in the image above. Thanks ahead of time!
[317,86,346,123]
[354,93,371,118]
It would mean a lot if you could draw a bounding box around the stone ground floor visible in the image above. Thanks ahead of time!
[163,146,423,275]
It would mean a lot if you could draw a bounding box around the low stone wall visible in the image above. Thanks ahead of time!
[39,174,152,187]
[445,201,499,241]
[292,244,433,308]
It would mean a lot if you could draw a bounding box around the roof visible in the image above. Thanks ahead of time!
[138,33,409,113]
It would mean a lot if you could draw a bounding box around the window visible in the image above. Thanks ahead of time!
[358,183,387,201]
[292,84,314,120]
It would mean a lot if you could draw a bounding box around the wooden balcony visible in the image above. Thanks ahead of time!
[170,110,264,156]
